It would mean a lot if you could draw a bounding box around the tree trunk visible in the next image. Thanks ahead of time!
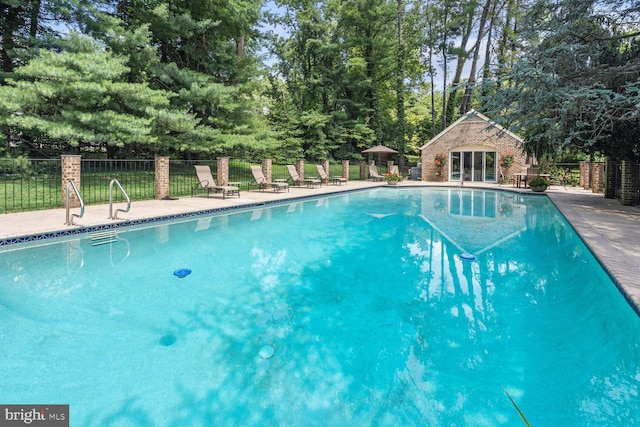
[460,0,492,114]
[496,0,519,87]
[480,0,499,97]
[446,8,475,119]
[29,0,41,39]
[441,12,448,129]
[1,4,20,72]
[396,0,406,169]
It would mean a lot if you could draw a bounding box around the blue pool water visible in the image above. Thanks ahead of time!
[1,188,639,426]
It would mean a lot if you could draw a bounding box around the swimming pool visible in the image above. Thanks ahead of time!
[1,187,639,426]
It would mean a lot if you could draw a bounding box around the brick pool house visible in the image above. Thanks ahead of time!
[420,110,528,183]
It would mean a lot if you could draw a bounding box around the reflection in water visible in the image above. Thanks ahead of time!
[401,189,639,424]
[448,189,497,217]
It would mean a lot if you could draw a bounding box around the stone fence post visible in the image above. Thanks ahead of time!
[61,155,81,208]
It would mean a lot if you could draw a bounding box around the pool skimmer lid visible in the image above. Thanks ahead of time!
[173,268,192,278]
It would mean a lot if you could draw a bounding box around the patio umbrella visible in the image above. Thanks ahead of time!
[362,144,398,165]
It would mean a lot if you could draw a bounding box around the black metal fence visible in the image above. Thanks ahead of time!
[1,157,594,214]
[1,158,367,213]
[551,163,581,186]
[1,158,62,213]
[81,159,156,205]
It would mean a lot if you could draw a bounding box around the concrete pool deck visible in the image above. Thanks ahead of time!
[2,180,639,313]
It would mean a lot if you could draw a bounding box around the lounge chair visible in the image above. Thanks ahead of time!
[287,165,321,188]
[316,164,347,185]
[368,164,385,181]
[389,165,399,175]
[193,165,240,199]
[249,165,289,192]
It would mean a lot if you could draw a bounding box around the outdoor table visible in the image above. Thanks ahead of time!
[513,173,527,188]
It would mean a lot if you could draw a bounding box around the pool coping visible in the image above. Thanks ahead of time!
[0,185,377,247]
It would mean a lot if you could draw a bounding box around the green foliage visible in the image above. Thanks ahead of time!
[482,0,640,161]
[13,0,630,166]
[0,33,192,155]
[0,0,271,158]
[267,0,399,160]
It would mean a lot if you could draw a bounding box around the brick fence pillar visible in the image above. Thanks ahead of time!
[342,160,349,181]
[155,156,170,200]
[620,160,640,206]
[579,161,588,189]
[321,160,330,179]
[296,159,305,180]
[217,157,230,185]
[604,157,616,199]
[61,155,81,208]
[262,159,273,189]
[591,162,604,193]
[360,161,368,180]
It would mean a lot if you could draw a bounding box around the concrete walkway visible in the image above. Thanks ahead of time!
[2,180,639,313]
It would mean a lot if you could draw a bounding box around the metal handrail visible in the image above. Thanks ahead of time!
[109,179,131,220]
[65,180,85,225]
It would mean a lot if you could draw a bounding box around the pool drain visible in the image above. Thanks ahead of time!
[259,345,275,359]
[159,334,177,346]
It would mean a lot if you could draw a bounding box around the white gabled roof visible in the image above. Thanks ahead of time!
[418,110,523,151]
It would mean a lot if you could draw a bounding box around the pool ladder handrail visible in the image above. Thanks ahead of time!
[65,180,85,226]
[109,179,131,220]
